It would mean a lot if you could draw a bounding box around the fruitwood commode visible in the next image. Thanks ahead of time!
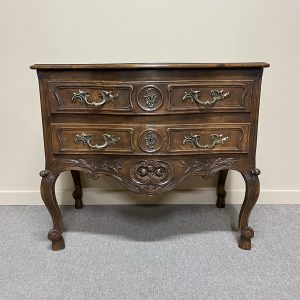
[31,63,269,251]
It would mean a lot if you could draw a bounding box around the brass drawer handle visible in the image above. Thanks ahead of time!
[72,90,118,107]
[183,133,229,149]
[74,132,120,150]
[183,89,229,106]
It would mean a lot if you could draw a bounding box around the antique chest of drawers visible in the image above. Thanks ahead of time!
[31,63,269,251]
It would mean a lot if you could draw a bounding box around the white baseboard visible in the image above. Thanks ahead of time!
[0,189,299,205]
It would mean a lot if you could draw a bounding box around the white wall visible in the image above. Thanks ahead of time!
[0,0,299,204]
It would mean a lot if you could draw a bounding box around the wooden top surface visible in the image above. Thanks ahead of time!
[30,62,270,70]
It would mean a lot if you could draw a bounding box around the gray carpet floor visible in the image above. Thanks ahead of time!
[0,205,299,300]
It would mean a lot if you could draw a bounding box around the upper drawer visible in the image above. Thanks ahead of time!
[49,82,133,113]
[168,81,252,112]
[47,80,253,114]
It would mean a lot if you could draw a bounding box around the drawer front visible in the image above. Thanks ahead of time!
[51,123,249,155]
[168,81,252,112]
[167,124,250,153]
[51,124,134,154]
[49,82,133,113]
[48,80,253,114]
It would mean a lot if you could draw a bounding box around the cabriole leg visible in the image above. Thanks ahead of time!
[216,169,229,208]
[71,170,83,209]
[40,170,65,251]
[238,168,260,250]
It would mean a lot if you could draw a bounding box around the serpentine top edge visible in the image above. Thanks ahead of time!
[30,62,270,70]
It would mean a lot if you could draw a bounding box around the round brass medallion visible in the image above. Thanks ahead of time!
[137,86,163,111]
[138,129,162,153]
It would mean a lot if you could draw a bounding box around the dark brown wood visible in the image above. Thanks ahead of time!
[216,169,229,208]
[40,170,65,251]
[32,63,269,251]
[71,170,83,209]
[30,62,270,70]
[238,168,261,250]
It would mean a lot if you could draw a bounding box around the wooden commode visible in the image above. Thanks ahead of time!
[31,63,269,251]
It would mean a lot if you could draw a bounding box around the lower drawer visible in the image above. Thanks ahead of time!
[51,123,250,155]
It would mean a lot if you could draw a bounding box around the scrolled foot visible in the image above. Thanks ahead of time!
[48,228,65,251]
[238,226,254,250]
[51,237,65,251]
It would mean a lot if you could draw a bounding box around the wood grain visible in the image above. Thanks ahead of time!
[30,62,270,70]
[33,63,269,251]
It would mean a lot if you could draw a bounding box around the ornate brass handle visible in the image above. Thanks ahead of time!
[183,89,229,106]
[74,132,120,150]
[72,90,118,107]
[183,133,229,149]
